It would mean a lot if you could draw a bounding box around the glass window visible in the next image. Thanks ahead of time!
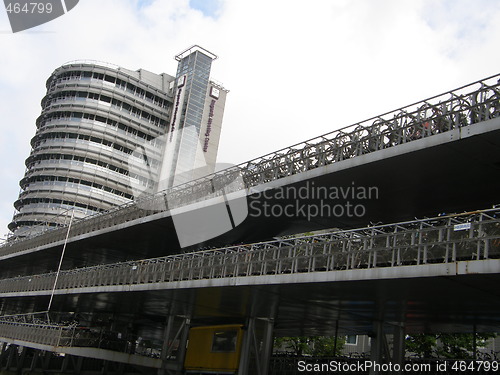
[345,335,358,345]
[211,330,238,353]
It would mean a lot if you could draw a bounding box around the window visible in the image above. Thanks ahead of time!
[345,335,358,345]
[211,330,238,352]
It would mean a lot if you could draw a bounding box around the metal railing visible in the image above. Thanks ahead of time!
[2,74,500,258]
[0,312,92,348]
[0,208,499,295]
[0,320,70,347]
[0,312,135,354]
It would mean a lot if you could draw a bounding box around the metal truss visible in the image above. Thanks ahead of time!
[0,207,498,296]
[2,74,500,260]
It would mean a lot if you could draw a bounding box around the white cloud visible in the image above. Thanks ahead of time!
[0,0,499,235]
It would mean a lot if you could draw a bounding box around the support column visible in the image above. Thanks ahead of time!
[473,323,477,360]
[333,320,340,355]
[159,307,176,375]
[158,314,191,375]
[392,323,406,374]
[237,316,275,375]
[29,348,40,372]
[117,360,125,375]
[0,342,9,369]
[161,316,175,354]
[75,355,84,373]
[369,320,384,375]
[5,344,17,370]
[237,316,255,375]
[16,346,27,373]
[260,318,275,375]
[60,352,70,372]
[41,350,52,371]
[101,360,109,374]
[176,316,191,368]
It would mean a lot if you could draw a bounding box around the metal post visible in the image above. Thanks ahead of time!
[61,352,69,372]
[392,323,405,374]
[237,317,254,375]
[175,316,191,370]
[118,361,125,375]
[16,345,26,372]
[5,344,16,370]
[159,313,191,375]
[260,318,275,375]
[48,209,75,311]
[42,350,51,370]
[75,355,83,372]
[101,360,109,374]
[159,290,195,375]
[251,324,262,375]
[369,320,384,375]
[473,323,477,360]
[29,349,39,371]
[333,320,339,355]
[158,314,176,375]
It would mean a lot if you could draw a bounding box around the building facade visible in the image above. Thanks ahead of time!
[9,46,228,237]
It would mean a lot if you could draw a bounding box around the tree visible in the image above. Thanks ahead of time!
[309,336,346,356]
[405,334,436,359]
[436,333,496,359]
[405,333,496,359]
[274,337,310,356]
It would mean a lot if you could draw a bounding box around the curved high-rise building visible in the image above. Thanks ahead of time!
[9,62,174,236]
[9,46,228,237]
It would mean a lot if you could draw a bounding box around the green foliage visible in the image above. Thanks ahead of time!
[405,334,436,358]
[274,336,309,356]
[405,333,496,359]
[310,336,346,356]
[436,333,496,359]
[273,336,345,356]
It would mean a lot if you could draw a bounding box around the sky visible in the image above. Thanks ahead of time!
[0,0,499,238]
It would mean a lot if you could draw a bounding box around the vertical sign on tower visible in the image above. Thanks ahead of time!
[169,74,186,142]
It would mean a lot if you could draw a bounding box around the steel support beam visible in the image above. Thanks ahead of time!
[237,316,254,375]
[158,313,191,375]
[392,323,406,374]
[369,320,384,375]
[260,318,275,375]
[238,316,275,374]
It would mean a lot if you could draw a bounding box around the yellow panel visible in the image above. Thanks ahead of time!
[184,324,243,372]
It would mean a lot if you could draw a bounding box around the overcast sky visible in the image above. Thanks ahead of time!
[0,0,499,238]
